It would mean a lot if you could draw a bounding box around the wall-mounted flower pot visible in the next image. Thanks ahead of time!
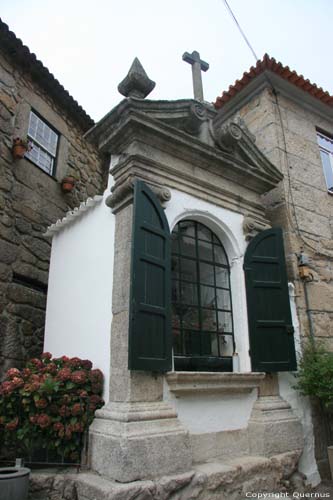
[61,176,76,193]
[0,467,30,500]
[11,138,31,160]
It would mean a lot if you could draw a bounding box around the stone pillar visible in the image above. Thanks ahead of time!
[248,374,303,457]
[88,185,192,482]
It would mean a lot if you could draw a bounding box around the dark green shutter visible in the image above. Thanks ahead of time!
[128,180,172,371]
[244,227,297,372]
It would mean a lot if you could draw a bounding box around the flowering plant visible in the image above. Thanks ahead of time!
[0,353,104,462]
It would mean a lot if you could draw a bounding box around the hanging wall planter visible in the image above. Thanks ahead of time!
[12,138,32,160]
[61,176,76,193]
[0,466,31,500]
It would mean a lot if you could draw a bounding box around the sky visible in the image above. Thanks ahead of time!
[1,0,333,122]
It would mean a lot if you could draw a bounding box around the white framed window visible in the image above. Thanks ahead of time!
[317,131,333,194]
[26,111,59,175]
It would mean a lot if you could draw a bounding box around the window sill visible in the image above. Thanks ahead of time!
[165,371,265,395]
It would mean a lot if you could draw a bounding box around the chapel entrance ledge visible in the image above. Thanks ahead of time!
[165,371,266,395]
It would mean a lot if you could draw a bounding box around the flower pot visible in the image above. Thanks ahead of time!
[12,144,28,159]
[61,176,76,193]
[328,446,333,480]
[0,467,30,500]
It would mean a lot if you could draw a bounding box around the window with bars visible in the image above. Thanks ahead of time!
[317,131,333,194]
[171,220,234,371]
[26,111,59,175]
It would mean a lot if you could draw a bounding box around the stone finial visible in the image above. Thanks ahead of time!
[118,58,156,99]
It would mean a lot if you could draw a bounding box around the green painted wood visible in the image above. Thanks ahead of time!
[244,227,297,372]
[128,180,172,371]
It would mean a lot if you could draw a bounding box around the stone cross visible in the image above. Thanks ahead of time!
[182,50,209,101]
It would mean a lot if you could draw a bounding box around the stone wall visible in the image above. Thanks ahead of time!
[226,86,333,478]
[0,50,107,378]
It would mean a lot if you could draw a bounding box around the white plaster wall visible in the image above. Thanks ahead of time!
[164,385,257,434]
[44,173,115,401]
[278,283,320,486]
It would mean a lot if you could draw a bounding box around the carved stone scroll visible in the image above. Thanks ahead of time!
[243,216,271,241]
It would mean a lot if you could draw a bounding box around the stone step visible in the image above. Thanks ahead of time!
[29,450,301,500]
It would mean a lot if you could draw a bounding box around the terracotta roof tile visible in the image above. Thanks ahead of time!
[214,54,333,109]
[0,18,94,131]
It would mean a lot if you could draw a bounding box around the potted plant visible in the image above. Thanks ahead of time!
[61,176,77,193]
[11,138,32,159]
[294,341,333,478]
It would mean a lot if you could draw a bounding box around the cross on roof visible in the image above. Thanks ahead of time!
[182,50,209,102]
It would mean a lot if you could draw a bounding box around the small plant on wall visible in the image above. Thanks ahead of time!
[0,353,104,463]
[12,137,32,159]
[61,176,78,193]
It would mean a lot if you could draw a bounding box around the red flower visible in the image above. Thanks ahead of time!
[65,427,72,440]
[72,422,84,433]
[78,390,88,398]
[81,360,92,370]
[89,369,103,383]
[6,368,21,379]
[57,368,72,382]
[30,358,43,369]
[5,418,18,431]
[22,368,32,379]
[41,352,52,360]
[68,357,82,368]
[29,415,38,424]
[35,398,48,409]
[71,370,86,385]
[0,381,14,395]
[11,377,24,389]
[37,414,51,429]
[71,403,83,416]
[59,405,71,417]
[53,422,64,432]
[44,362,57,375]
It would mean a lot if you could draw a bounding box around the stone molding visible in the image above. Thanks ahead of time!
[105,173,171,213]
[165,371,265,395]
[243,215,271,240]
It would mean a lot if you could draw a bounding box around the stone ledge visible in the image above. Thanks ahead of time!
[165,371,265,395]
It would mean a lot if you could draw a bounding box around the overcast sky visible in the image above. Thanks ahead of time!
[2,0,332,122]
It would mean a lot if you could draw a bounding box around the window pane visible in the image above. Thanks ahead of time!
[26,143,54,175]
[171,233,179,254]
[200,285,216,308]
[180,258,197,282]
[217,311,233,333]
[179,221,195,237]
[199,262,215,285]
[198,239,213,261]
[318,133,333,153]
[180,282,198,305]
[180,236,196,257]
[320,150,333,191]
[219,335,234,356]
[182,307,200,330]
[215,268,229,288]
[214,245,228,265]
[201,308,217,331]
[197,225,211,241]
[216,289,231,310]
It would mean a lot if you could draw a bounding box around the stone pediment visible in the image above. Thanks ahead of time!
[86,97,282,196]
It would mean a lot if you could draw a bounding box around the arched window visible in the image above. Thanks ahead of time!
[171,220,234,371]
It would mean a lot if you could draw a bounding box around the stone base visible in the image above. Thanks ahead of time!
[28,451,303,500]
[248,395,304,457]
[88,401,192,482]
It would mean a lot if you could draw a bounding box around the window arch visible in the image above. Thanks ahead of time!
[171,220,234,371]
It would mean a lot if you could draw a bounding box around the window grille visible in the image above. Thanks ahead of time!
[171,220,234,371]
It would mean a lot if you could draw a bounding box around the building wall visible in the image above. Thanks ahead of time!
[226,85,333,478]
[0,50,107,377]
